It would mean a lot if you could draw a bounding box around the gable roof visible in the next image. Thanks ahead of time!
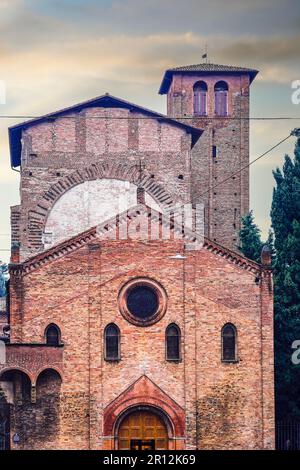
[159,62,259,94]
[8,93,202,168]
[9,204,261,276]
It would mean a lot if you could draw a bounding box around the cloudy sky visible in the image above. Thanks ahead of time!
[0,0,300,262]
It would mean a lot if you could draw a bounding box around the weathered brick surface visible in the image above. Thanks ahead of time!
[15,107,192,261]
[167,73,251,249]
[13,71,251,257]
[4,223,274,449]
[2,67,275,450]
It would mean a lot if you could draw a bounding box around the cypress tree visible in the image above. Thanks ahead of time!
[271,132,300,419]
[239,210,263,263]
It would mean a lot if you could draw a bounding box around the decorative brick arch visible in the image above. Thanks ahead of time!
[27,162,174,250]
[103,375,185,450]
[34,367,63,386]
[0,367,33,384]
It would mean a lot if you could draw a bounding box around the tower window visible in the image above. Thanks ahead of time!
[104,323,120,361]
[212,145,218,158]
[166,324,181,361]
[214,81,228,117]
[45,324,60,346]
[193,81,207,116]
[221,323,237,362]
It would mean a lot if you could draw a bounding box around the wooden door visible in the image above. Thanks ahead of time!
[118,410,168,450]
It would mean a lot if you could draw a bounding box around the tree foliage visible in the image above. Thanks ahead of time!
[271,136,300,419]
[239,211,264,263]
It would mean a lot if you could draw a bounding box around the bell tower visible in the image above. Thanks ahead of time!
[159,63,258,250]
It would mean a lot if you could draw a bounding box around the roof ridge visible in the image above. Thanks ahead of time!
[169,62,258,71]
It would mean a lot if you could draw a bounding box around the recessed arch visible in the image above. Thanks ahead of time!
[35,367,63,385]
[166,323,181,361]
[103,375,185,448]
[221,322,237,362]
[45,324,61,346]
[214,80,229,91]
[193,80,207,116]
[104,323,120,361]
[0,368,32,404]
[44,179,162,249]
[114,404,173,450]
[214,81,229,117]
[193,80,208,91]
[27,162,174,252]
[0,367,33,384]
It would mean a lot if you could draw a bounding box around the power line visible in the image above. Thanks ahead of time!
[0,115,299,121]
[0,131,297,247]
[8,130,295,190]
[198,133,293,197]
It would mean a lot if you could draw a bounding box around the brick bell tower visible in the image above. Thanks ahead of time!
[159,63,258,250]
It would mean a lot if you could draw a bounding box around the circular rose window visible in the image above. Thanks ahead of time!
[118,278,167,326]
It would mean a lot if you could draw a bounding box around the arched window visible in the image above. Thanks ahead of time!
[193,81,207,116]
[166,324,181,361]
[45,324,60,346]
[104,323,120,361]
[214,81,228,116]
[221,323,237,362]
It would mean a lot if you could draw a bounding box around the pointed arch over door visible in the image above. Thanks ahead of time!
[103,375,185,450]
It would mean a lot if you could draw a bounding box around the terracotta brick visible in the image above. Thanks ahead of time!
[1,66,274,450]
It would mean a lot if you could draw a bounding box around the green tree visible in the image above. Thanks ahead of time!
[271,132,300,420]
[239,211,263,262]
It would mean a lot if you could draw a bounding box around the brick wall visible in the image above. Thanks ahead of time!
[15,107,193,261]
[167,73,251,249]
[7,235,274,449]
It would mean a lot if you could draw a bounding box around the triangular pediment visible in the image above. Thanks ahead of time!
[103,374,185,437]
[95,203,202,248]
[10,204,261,276]
[104,374,184,411]
[9,93,202,167]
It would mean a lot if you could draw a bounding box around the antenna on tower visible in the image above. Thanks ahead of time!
[202,44,208,64]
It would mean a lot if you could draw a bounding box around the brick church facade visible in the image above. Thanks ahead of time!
[0,63,275,450]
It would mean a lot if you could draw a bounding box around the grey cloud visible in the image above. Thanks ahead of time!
[1,0,300,50]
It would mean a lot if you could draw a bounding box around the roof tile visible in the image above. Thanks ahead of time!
[159,62,259,94]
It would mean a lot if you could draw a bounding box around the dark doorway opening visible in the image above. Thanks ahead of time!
[130,439,155,451]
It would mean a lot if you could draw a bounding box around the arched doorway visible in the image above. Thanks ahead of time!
[118,409,169,450]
